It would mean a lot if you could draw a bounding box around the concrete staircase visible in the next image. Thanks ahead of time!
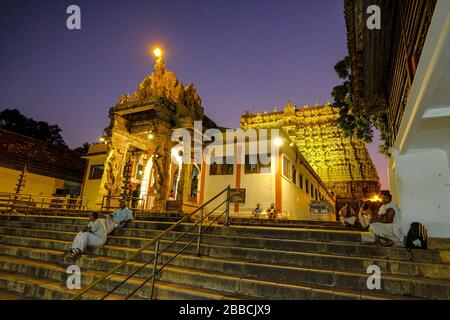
[0,213,449,300]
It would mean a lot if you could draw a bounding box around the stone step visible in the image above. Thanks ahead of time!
[213,217,348,230]
[0,215,362,243]
[1,227,449,281]
[1,219,447,265]
[0,251,420,300]
[0,212,187,223]
[0,271,124,300]
[0,289,30,300]
[1,241,449,299]
[0,255,254,300]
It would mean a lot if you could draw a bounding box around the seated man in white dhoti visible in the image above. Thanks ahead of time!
[369,193,404,247]
[65,212,107,258]
[358,201,372,229]
[252,203,263,218]
[339,203,356,226]
[111,201,134,228]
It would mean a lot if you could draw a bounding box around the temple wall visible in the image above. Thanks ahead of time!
[81,153,107,209]
[390,149,450,238]
[0,166,64,196]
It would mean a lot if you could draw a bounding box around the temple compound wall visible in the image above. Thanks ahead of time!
[0,128,85,197]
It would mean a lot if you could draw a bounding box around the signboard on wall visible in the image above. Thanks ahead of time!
[230,188,246,203]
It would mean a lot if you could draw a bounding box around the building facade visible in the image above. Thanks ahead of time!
[202,130,336,220]
[345,0,450,237]
[81,57,337,220]
[240,102,380,210]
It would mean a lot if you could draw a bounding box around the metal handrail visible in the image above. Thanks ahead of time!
[0,192,84,212]
[71,185,231,300]
[101,198,227,300]
[125,208,229,299]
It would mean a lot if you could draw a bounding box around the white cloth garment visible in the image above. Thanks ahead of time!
[70,219,107,253]
[105,215,118,234]
[339,206,356,225]
[369,202,404,245]
[358,214,371,228]
[112,208,133,225]
[340,216,357,225]
[113,208,133,224]
[358,208,372,228]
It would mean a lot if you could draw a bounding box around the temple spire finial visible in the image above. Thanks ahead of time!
[152,47,166,72]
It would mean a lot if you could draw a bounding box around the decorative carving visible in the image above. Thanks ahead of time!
[283,101,296,115]
[241,104,380,202]
[116,57,202,115]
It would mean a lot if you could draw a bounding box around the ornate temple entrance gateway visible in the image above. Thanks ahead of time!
[81,51,218,211]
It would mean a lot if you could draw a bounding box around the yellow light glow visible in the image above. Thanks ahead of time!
[371,195,380,202]
[274,138,283,147]
[153,48,162,58]
[148,133,154,140]
[99,137,105,142]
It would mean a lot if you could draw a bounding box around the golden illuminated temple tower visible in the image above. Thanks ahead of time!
[240,101,381,209]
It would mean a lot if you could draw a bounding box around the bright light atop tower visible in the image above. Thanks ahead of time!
[153,48,162,58]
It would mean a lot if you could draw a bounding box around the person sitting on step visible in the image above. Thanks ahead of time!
[111,201,134,228]
[65,212,107,258]
[252,203,263,218]
[369,193,404,247]
[339,202,356,227]
[267,203,277,220]
[358,201,372,230]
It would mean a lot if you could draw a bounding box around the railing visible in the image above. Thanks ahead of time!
[0,192,84,213]
[72,185,231,300]
[100,195,146,213]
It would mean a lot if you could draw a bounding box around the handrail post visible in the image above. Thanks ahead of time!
[27,195,32,214]
[150,240,160,300]
[224,186,231,226]
[40,196,45,214]
[7,195,11,212]
[101,196,105,214]
[196,207,203,256]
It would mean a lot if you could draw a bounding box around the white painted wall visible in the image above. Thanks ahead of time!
[388,0,450,238]
[202,139,335,220]
[390,149,450,237]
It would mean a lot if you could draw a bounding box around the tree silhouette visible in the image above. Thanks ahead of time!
[73,142,90,155]
[331,57,390,156]
[0,108,68,148]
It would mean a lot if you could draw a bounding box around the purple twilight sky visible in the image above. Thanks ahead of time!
[0,0,389,189]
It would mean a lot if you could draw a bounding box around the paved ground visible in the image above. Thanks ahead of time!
[0,289,31,300]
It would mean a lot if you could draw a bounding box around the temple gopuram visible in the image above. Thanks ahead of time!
[240,102,381,209]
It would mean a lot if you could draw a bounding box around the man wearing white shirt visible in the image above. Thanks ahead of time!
[111,201,134,227]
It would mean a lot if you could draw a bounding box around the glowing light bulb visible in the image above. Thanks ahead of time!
[153,48,162,58]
